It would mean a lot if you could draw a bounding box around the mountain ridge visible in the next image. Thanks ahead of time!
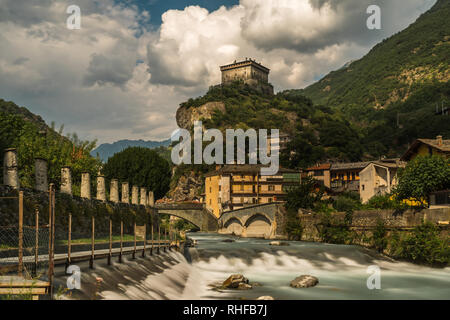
[300,0,449,110]
[92,139,171,162]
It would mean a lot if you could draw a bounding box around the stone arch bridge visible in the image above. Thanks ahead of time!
[218,203,286,239]
[156,202,286,239]
[155,203,219,232]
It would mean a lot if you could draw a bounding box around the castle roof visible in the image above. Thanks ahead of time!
[220,59,270,73]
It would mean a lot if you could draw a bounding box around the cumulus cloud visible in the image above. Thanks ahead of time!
[0,0,437,144]
[146,0,437,90]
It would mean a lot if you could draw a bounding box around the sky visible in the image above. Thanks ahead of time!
[0,0,437,144]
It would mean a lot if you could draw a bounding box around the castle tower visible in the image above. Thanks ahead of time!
[220,58,273,95]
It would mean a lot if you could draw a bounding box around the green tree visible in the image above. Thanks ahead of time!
[285,176,324,211]
[395,155,450,206]
[103,147,171,200]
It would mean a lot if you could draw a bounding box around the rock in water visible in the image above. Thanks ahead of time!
[237,283,252,290]
[269,241,289,246]
[222,239,235,243]
[290,275,319,288]
[223,274,249,289]
[257,296,274,300]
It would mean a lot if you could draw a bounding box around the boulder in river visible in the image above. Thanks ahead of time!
[222,239,235,243]
[223,274,249,289]
[290,275,319,288]
[257,296,274,300]
[269,241,289,246]
[237,283,252,290]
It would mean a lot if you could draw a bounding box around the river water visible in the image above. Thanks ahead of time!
[94,232,449,300]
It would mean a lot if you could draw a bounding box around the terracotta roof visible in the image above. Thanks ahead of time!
[305,164,331,171]
[205,164,299,177]
[401,137,450,161]
[330,162,372,171]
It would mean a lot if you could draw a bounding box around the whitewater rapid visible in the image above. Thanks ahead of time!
[56,233,449,300]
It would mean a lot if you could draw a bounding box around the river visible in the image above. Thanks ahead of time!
[90,232,449,300]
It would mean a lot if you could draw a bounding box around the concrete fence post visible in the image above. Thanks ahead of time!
[35,158,48,192]
[140,187,147,206]
[96,175,106,201]
[34,158,48,192]
[3,148,19,189]
[60,166,72,195]
[131,185,139,205]
[81,172,91,199]
[110,179,119,203]
[148,191,155,207]
[122,182,129,204]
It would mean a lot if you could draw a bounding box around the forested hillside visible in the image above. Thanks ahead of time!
[0,99,101,193]
[298,0,449,156]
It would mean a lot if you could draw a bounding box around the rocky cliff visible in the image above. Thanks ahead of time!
[176,101,226,130]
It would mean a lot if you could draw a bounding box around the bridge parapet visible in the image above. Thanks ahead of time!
[155,203,204,210]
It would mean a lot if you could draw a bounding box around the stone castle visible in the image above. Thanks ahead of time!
[220,58,274,95]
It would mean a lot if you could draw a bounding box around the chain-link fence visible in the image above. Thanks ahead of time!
[0,224,49,280]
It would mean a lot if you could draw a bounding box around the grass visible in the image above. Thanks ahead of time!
[56,234,172,246]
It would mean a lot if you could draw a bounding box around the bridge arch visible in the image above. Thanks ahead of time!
[243,213,272,238]
[223,217,244,236]
[155,204,218,232]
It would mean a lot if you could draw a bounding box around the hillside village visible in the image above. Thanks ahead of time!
[164,59,450,220]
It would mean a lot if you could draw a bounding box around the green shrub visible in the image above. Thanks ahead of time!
[333,196,360,212]
[316,211,355,244]
[395,221,449,267]
[372,218,388,253]
[285,209,304,240]
[366,194,407,210]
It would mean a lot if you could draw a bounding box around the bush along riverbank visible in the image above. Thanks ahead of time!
[286,209,449,268]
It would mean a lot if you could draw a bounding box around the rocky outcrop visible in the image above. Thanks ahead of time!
[176,101,226,130]
[168,171,203,202]
[222,274,249,289]
[290,275,319,288]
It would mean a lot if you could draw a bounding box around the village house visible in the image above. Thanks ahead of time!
[400,135,450,208]
[204,164,301,218]
[304,163,331,188]
[330,162,371,193]
[400,135,450,161]
[359,159,406,203]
